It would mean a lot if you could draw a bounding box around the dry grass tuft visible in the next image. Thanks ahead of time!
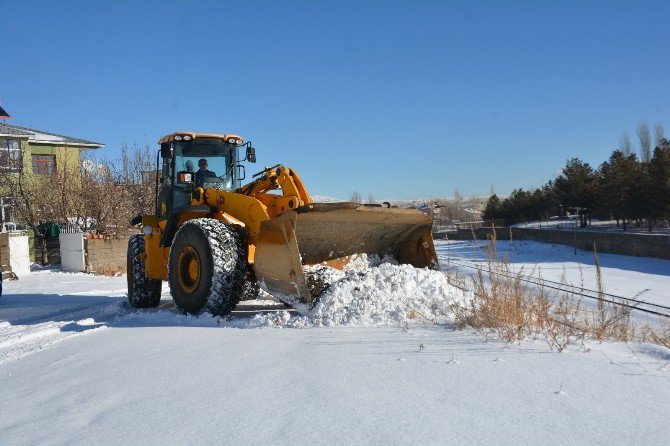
[451,235,668,351]
[585,243,633,342]
[645,318,670,349]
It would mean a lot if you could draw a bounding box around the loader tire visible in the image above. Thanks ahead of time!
[127,234,162,308]
[168,218,246,317]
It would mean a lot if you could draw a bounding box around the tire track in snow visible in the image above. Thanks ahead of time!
[0,301,124,365]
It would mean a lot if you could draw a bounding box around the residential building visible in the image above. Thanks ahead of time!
[0,123,103,227]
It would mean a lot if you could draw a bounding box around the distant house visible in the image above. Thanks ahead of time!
[0,123,103,226]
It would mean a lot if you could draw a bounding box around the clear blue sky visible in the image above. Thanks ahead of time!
[2,0,669,200]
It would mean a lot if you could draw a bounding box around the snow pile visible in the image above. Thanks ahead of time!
[255,255,469,327]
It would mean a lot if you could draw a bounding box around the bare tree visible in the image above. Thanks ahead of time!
[79,157,133,236]
[116,142,158,219]
[366,193,376,204]
[0,150,82,264]
[653,122,665,147]
[637,122,652,163]
[350,191,362,203]
[619,133,633,156]
[0,141,159,264]
[453,188,463,204]
[66,142,156,236]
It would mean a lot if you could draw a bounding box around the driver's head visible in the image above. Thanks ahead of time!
[198,158,208,170]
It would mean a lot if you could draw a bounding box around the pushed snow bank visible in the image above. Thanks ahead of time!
[254,255,469,328]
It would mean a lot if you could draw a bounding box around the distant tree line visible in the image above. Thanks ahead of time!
[483,122,670,232]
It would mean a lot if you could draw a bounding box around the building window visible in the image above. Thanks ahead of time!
[0,139,22,172]
[32,154,56,175]
[1,196,15,227]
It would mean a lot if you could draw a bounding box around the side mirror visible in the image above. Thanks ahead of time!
[246,146,256,163]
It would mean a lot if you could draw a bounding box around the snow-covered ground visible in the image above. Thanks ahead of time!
[1,246,669,445]
[437,239,670,317]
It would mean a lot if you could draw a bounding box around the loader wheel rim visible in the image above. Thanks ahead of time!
[178,246,201,293]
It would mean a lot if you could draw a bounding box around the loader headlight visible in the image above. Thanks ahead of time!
[143,225,153,235]
[227,137,241,144]
[174,135,183,141]
[182,135,192,141]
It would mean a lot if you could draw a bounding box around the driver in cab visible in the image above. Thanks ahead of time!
[194,158,216,188]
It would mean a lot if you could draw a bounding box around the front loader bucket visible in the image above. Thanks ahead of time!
[253,203,439,306]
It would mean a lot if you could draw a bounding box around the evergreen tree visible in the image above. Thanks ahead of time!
[597,151,640,230]
[553,158,597,227]
[646,140,670,227]
[496,188,550,225]
[482,194,501,222]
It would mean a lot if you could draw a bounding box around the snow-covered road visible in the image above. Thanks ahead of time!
[1,244,669,445]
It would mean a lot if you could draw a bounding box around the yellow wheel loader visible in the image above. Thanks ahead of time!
[127,131,439,316]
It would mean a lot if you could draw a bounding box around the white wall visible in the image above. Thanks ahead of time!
[59,232,86,272]
[9,235,30,277]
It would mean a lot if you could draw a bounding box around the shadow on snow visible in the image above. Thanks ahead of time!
[0,293,294,330]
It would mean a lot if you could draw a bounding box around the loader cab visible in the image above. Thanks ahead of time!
[156,132,255,219]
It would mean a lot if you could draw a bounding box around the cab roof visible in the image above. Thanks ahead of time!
[158,132,244,145]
